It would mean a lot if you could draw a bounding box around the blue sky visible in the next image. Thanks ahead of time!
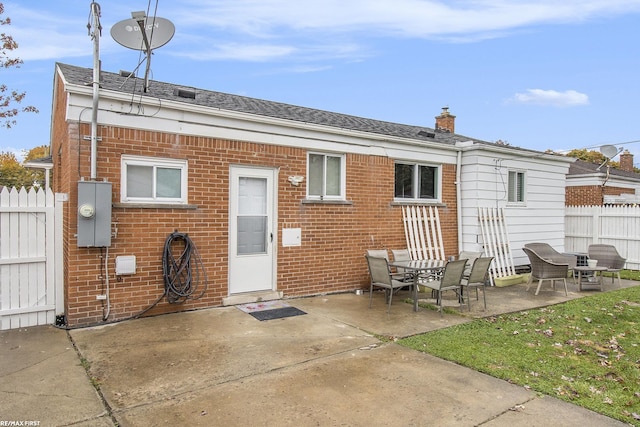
[2,0,640,164]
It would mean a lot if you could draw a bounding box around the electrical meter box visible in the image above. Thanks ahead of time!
[77,181,112,247]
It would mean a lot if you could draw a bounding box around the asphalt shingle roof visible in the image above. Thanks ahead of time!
[57,62,487,147]
[568,159,640,181]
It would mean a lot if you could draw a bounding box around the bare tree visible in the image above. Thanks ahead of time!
[0,2,38,128]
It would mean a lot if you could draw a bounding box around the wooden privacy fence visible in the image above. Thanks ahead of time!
[402,206,446,260]
[0,187,62,330]
[565,205,640,270]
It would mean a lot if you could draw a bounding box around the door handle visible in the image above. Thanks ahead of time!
[270,232,273,243]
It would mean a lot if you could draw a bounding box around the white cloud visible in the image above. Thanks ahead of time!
[175,43,297,62]
[173,0,640,40]
[155,0,640,62]
[509,89,590,107]
[5,0,640,62]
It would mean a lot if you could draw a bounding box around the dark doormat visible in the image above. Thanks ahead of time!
[248,306,306,321]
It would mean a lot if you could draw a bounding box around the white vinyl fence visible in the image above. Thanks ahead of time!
[565,205,640,270]
[0,187,63,330]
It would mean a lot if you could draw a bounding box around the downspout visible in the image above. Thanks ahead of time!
[456,149,463,252]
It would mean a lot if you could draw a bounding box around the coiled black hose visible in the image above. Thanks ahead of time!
[162,231,208,304]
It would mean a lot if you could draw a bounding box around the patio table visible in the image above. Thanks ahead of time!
[388,259,446,311]
[574,265,608,291]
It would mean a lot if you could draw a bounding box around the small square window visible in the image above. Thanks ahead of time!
[307,152,345,200]
[121,155,187,204]
[394,162,440,201]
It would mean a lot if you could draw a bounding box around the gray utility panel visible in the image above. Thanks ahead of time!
[77,181,112,247]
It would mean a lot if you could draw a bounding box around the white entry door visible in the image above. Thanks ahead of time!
[229,166,277,294]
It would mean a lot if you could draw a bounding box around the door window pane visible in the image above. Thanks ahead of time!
[237,177,268,255]
[238,177,266,215]
[237,216,267,254]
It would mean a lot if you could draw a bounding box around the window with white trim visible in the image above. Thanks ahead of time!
[120,155,188,204]
[394,162,440,201]
[507,170,525,203]
[307,152,345,200]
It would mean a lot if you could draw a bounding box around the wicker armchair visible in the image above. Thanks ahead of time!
[524,243,577,282]
[523,243,577,268]
[522,247,569,296]
[588,244,626,286]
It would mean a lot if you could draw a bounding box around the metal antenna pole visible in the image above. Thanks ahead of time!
[89,2,101,180]
[134,14,152,93]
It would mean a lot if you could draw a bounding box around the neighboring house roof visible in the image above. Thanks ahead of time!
[568,159,640,182]
[24,155,54,170]
[567,159,640,204]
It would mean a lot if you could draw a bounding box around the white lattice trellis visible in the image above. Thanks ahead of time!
[478,206,516,279]
[402,205,445,260]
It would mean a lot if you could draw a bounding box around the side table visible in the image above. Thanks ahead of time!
[574,265,608,291]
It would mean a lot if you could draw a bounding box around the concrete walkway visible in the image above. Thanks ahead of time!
[1,279,636,426]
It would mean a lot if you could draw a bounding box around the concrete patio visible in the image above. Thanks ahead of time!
[1,277,636,426]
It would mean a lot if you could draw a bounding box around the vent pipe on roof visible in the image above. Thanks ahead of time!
[174,88,196,99]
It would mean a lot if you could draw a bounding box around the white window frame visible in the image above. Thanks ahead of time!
[120,155,188,204]
[306,152,346,200]
[507,170,526,204]
[394,162,441,203]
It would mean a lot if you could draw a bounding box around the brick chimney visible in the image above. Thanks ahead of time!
[435,107,455,133]
[619,150,634,172]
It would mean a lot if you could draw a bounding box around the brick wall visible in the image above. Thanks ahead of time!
[566,185,634,206]
[54,101,459,327]
[51,76,74,322]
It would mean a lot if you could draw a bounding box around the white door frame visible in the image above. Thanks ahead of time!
[228,165,278,295]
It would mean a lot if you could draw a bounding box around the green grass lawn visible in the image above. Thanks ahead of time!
[398,282,640,426]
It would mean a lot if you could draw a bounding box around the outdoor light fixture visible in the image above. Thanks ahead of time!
[288,176,304,186]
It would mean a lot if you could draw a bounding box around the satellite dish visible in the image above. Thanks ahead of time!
[600,145,620,159]
[111,17,175,51]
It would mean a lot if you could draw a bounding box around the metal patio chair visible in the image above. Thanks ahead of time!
[367,248,406,282]
[458,250,482,277]
[460,257,494,311]
[419,259,467,316]
[365,255,408,313]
